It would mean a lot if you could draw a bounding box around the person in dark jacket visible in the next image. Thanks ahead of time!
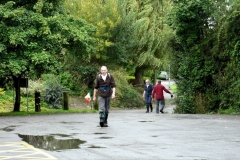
[93,66,116,127]
[143,79,154,113]
[152,80,173,113]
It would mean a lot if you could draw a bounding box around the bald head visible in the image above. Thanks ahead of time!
[100,66,108,75]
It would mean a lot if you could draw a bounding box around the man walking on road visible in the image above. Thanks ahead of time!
[152,80,173,114]
[93,66,116,127]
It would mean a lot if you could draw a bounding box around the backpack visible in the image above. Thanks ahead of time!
[97,73,111,81]
[97,73,112,92]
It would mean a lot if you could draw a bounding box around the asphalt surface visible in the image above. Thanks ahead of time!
[1,110,240,160]
[1,80,240,160]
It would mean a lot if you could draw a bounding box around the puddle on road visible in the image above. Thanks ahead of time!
[60,121,83,124]
[88,145,106,148]
[138,121,154,122]
[98,137,113,139]
[18,134,86,151]
[0,125,17,132]
[50,134,76,137]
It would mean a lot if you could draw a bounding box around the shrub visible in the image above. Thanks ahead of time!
[0,88,5,95]
[43,74,63,109]
[110,69,144,108]
[20,79,45,96]
[217,107,239,114]
[58,71,75,91]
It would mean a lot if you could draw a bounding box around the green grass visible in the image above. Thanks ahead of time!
[0,109,97,116]
[126,76,151,81]
[0,90,98,116]
[170,84,177,93]
[217,107,239,114]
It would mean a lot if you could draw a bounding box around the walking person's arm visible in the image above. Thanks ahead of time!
[93,88,98,101]
[163,87,173,98]
[152,88,155,100]
[143,91,145,98]
[93,76,99,102]
[112,87,116,99]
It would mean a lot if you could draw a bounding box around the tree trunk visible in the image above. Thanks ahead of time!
[133,67,144,86]
[13,76,21,112]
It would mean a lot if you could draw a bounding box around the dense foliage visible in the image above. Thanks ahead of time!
[62,0,122,89]
[0,0,95,111]
[109,69,144,108]
[43,75,63,109]
[1,0,239,113]
[115,0,170,84]
[168,0,240,113]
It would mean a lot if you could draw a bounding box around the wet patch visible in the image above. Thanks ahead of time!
[176,155,184,157]
[88,145,106,148]
[60,121,83,124]
[50,134,76,138]
[0,125,17,132]
[98,137,113,139]
[94,133,107,135]
[138,121,154,122]
[97,125,109,127]
[18,134,86,151]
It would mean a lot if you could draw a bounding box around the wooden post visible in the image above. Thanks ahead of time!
[35,92,41,112]
[63,92,69,110]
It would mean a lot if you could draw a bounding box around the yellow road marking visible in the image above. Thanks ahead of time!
[0,142,57,160]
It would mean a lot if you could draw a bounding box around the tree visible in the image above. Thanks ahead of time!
[167,0,240,113]
[62,0,122,87]
[214,0,240,111]
[0,1,96,111]
[116,0,171,85]
[63,0,122,62]
[167,0,218,113]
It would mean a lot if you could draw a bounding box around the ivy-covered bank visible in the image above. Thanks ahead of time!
[168,0,240,114]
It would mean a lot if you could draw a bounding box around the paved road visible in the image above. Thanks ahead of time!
[1,81,240,160]
[1,110,240,160]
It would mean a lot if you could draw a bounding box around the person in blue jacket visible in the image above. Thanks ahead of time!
[143,79,153,113]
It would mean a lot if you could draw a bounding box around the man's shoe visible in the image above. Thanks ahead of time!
[160,110,164,113]
[104,113,108,127]
[146,107,149,113]
[103,123,108,127]
[99,112,105,127]
[100,121,104,127]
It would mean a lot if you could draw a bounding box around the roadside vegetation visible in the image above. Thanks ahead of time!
[0,0,239,115]
[168,0,240,114]
[0,89,97,116]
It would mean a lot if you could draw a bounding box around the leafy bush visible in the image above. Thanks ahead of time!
[217,107,239,114]
[168,0,240,114]
[0,88,5,95]
[58,71,76,91]
[110,69,144,108]
[170,84,177,94]
[0,77,12,90]
[43,74,63,109]
[20,79,45,96]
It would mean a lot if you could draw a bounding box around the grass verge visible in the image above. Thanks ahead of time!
[170,84,177,93]
[0,109,98,116]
